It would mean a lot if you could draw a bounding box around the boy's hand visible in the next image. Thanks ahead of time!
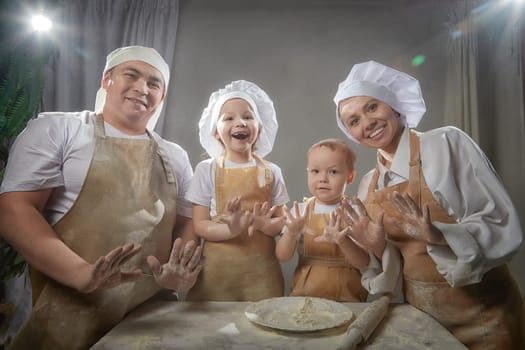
[314,210,348,245]
[342,197,386,258]
[283,200,316,240]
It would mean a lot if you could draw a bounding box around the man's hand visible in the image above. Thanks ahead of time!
[79,243,143,293]
[147,238,203,292]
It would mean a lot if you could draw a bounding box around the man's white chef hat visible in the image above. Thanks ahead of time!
[199,79,278,159]
[333,60,426,143]
[94,46,170,130]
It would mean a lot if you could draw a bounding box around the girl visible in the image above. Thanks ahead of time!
[185,80,289,301]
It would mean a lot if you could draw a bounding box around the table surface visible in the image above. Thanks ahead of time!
[90,300,467,350]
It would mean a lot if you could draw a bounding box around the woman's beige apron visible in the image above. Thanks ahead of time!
[290,198,367,302]
[10,115,178,350]
[186,156,284,301]
[364,130,525,350]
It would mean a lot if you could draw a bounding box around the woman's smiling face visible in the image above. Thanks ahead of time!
[338,96,404,154]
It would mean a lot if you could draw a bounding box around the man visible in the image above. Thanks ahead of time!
[0,46,203,349]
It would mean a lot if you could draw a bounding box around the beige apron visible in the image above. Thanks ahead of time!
[290,198,367,302]
[186,156,284,301]
[10,114,178,350]
[365,130,525,350]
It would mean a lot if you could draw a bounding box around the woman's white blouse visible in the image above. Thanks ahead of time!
[358,126,523,288]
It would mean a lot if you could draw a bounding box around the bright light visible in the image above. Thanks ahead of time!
[31,14,52,32]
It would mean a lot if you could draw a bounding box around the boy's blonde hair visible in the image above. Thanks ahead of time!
[307,138,356,171]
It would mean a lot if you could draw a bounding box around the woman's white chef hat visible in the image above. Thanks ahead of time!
[333,60,426,142]
[199,79,278,158]
[94,46,170,131]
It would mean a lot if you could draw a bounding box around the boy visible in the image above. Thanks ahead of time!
[276,139,368,301]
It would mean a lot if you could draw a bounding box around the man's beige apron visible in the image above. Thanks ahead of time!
[291,197,367,302]
[364,130,525,349]
[10,115,178,350]
[186,156,284,301]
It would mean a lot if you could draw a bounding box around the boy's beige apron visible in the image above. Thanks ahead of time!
[364,130,525,350]
[290,198,367,302]
[186,156,284,301]
[10,115,178,350]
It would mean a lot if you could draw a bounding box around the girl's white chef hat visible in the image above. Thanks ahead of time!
[199,80,278,158]
[333,60,426,142]
[94,46,170,131]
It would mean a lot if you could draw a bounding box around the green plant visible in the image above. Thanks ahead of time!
[0,0,61,281]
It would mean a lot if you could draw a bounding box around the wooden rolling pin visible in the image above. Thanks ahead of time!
[336,295,391,350]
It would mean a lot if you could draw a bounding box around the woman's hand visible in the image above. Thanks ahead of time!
[314,210,348,245]
[79,243,143,293]
[342,197,386,259]
[222,196,254,238]
[387,191,447,245]
[147,238,204,292]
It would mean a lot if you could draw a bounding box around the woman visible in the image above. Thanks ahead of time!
[333,60,525,349]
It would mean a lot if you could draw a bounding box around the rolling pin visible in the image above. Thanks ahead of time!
[336,294,391,350]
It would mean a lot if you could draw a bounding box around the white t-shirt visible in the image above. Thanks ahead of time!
[0,111,194,225]
[185,158,289,217]
[359,126,523,289]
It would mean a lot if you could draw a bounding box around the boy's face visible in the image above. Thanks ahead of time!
[307,146,354,205]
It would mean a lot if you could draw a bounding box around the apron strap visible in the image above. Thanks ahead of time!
[408,129,422,207]
[298,197,317,256]
[215,156,225,213]
[95,113,106,137]
[96,114,175,185]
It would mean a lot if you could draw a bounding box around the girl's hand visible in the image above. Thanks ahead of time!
[283,201,316,239]
[222,196,254,238]
[387,191,447,245]
[79,243,143,293]
[248,201,282,236]
[342,197,386,258]
[314,210,348,245]
[147,238,204,292]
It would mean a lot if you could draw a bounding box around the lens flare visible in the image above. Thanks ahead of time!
[411,55,425,66]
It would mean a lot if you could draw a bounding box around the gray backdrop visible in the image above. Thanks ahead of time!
[161,0,524,294]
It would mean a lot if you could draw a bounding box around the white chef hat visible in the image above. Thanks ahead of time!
[333,60,426,142]
[199,80,278,158]
[94,46,170,131]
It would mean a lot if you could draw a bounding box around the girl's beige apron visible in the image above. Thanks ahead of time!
[290,198,367,302]
[10,115,178,350]
[186,156,284,301]
[364,130,525,350]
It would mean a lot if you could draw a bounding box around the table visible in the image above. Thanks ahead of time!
[91,301,467,350]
